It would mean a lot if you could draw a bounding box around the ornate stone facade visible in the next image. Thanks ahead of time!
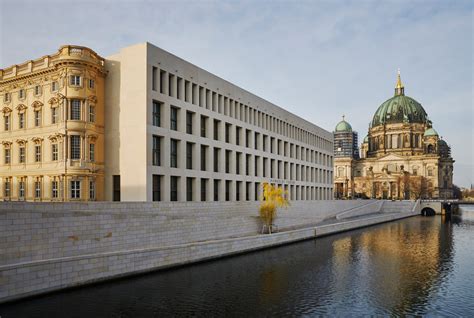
[0,46,106,201]
[334,72,454,200]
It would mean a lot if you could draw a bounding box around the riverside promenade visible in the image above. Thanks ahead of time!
[0,200,419,303]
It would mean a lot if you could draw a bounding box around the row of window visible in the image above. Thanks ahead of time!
[151,67,331,150]
[152,101,332,166]
[2,178,95,200]
[152,135,332,183]
[2,100,95,131]
[151,175,332,202]
[3,75,95,102]
[368,133,424,152]
[2,137,95,164]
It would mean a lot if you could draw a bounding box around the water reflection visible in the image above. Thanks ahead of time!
[1,214,474,317]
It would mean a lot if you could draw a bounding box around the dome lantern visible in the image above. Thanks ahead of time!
[395,68,404,96]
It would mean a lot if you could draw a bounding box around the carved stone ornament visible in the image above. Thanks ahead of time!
[16,139,28,145]
[16,104,27,112]
[32,101,44,110]
[1,141,12,147]
[31,137,44,144]
[87,95,97,103]
[1,106,12,114]
[87,134,98,142]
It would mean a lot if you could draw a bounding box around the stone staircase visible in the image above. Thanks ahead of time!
[381,200,416,213]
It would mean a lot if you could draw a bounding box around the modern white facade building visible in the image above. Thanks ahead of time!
[105,42,334,202]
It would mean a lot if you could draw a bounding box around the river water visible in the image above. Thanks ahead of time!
[2,207,474,317]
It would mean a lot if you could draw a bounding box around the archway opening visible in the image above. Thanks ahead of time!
[421,207,435,216]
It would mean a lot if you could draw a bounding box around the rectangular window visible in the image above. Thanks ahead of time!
[236,181,241,201]
[186,111,193,134]
[201,178,207,201]
[70,135,81,160]
[70,180,80,199]
[70,75,81,86]
[152,135,161,166]
[225,150,231,173]
[170,176,178,201]
[52,144,58,161]
[236,127,241,146]
[201,145,207,171]
[170,139,178,168]
[34,110,41,127]
[19,113,25,129]
[152,174,161,201]
[4,179,10,198]
[225,180,231,201]
[186,177,193,201]
[35,181,41,199]
[213,148,219,172]
[236,152,241,174]
[19,181,25,199]
[152,101,161,127]
[160,70,166,94]
[213,119,219,140]
[200,115,207,137]
[152,66,157,91]
[4,149,10,164]
[170,107,178,131]
[89,180,96,200]
[88,79,95,89]
[186,142,193,169]
[113,175,121,201]
[52,181,58,198]
[225,123,231,143]
[70,99,81,120]
[35,145,41,162]
[51,81,58,92]
[4,115,9,131]
[4,93,10,102]
[89,105,95,123]
[89,143,95,162]
[19,89,25,99]
[214,179,220,201]
[51,107,58,124]
[35,85,41,95]
[246,130,250,148]
[19,147,25,163]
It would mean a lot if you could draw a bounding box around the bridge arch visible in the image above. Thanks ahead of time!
[421,207,436,216]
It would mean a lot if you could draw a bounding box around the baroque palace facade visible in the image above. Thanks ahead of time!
[334,72,454,200]
[0,43,334,202]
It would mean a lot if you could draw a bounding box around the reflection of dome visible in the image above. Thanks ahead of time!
[371,71,429,127]
[424,128,438,137]
[363,135,369,143]
[335,116,352,132]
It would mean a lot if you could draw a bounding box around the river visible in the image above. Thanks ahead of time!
[1,207,474,317]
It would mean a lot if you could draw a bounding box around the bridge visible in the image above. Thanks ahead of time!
[420,200,473,216]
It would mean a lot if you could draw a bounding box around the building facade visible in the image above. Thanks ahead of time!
[0,43,334,202]
[0,46,106,201]
[334,72,454,200]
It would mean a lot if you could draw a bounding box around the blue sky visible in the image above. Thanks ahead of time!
[1,0,473,187]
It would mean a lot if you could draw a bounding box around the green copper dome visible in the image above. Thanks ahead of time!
[371,94,428,127]
[424,128,438,137]
[363,135,369,143]
[335,116,352,132]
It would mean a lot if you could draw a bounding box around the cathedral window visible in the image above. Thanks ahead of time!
[70,100,81,120]
[70,75,81,86]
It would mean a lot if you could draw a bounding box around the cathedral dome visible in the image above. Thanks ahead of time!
[424,127,438,137]
[363,135,369,143]
[335,115,352,132]
[371,71,429,128]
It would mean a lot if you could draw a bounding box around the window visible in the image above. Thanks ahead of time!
[70,180,80,199]
[70,75,81,86]
[214,179,220,201]
[113,175,121,201]
[19,181,25,199]
[213,148,219,172]
[4,149,10,164]
[19,89,25,99]
[152,135,161,166]
[186,177,193,201]
[70,135,81,160]
[89,180,96,200]
[200,116,207,137]
[35,181,41,199]
[236,153,241,174]
[428,168,433,177]
[34,110,41,127]
[70,100,81,120]
[52,181,58,199]
[89,143,95,162]
[88,79,95,89]
[52,143,58,161]
[201,179,207,201]
[225,180,230,201]
[160,70,166,94]
[89,105,95,123]
[213,120,219,140]
[152,174,161,201]
[19,147,25,163]
[225,150,231,173]
[170,139,178,168]
[19,113,25,129]
[236,127,241,146]
[51,107,58,124]
[4,115,9,131]
[35,85,41,95]
[152,67,157,91]
[170,107,178,131]
[51,81,58,92]
[152,101,161,127]
[246,130,250,147]
[201,145,207,171]
[170,176,178,201]
[35,145,41,162]
[4,179,11,198]
[186,111,193,134]
[186,142,193,169]
[4,93,10,102]
[225,123,231,143]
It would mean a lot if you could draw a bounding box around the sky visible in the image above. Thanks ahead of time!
[1,0,473,187]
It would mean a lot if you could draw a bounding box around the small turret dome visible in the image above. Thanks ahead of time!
[363,135,369,143]
[335,115,352,132]
[424,128,438,137]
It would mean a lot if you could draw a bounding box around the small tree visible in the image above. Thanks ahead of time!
[259,183,289,234]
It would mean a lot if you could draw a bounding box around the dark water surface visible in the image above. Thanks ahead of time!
[2,208,474,317]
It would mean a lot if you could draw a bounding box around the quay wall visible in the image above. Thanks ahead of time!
[0,200,417,303]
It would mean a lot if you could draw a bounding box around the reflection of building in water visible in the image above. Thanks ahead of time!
[334,71,455,200]
[330,217,454,314]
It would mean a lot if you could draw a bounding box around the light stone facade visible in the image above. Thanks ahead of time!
[0,46,106,201]
[105,42,334,202]
[0,43,334,202]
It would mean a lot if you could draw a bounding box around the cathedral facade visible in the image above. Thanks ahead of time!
[334,72,454,200]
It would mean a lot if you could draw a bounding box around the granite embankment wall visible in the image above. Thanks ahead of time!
[0,200,418,303]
